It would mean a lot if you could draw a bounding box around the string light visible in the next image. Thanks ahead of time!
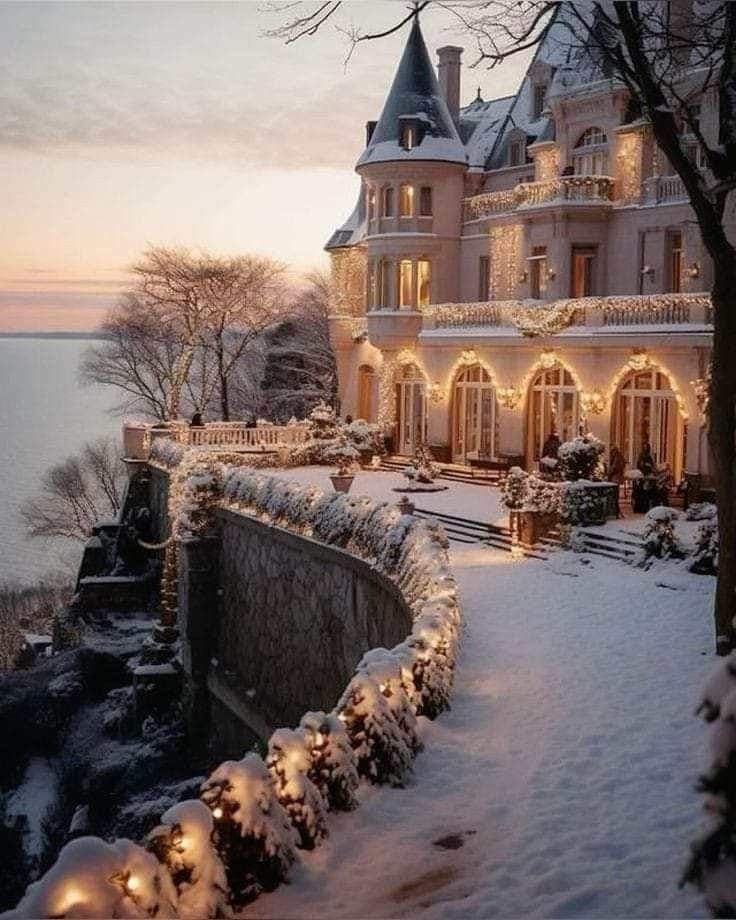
[607,351,689,421]
[580,390,607,415]
[212,806,223,819]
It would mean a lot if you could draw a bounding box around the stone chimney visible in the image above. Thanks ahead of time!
[437,46,463,124]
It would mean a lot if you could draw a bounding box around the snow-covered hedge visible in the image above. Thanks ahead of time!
[560,481,609,527]
[683,655,736,914]
[8,464,460,919]
[557,434,605,482]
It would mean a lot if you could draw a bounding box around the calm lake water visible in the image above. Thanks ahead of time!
[0,337,119,585]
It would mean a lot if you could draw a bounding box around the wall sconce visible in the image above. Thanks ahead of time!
[580,390,606,415]
[640,264,655,278]
[428,382,444,404]
[687,261,700,278]
[547,267,556,280]
[497,386,522,409]
[519,270,528,283]
[627,350,650,371]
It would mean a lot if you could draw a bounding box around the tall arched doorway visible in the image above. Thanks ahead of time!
[357,364,376,421]
[395,363,426,456]
[611,367,684,479]
[452,364,496,464]
[527,364,580,465]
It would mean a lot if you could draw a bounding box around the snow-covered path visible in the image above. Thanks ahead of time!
[245,472,716,918]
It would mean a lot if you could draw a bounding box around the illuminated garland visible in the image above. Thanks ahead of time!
[607,351,689,421]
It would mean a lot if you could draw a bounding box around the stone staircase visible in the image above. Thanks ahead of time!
[540,526,642,563]
[412,507,546,559]
[378,456,502,486]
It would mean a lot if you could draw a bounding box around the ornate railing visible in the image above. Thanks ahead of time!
[642,174,688,205]
[463,175,615,221]
[122,421,308,459]
[422,292,712,335]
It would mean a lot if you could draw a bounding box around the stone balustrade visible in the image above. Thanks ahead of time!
[463,175,615,221]
[642,174,688,205]
[422,292,712,333]
[122,421,308,459]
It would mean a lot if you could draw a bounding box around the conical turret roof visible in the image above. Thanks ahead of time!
[357,16,467,168]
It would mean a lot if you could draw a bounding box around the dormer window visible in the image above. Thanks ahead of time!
[509,140,523,167]
[398,115,424,151]
[401,125,415,150]
[400,184,414,217]
[532,83,547,120]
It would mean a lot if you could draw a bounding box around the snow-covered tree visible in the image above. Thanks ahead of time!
[336,673,413,787]
[684,656,736,914]
[500,467,528,511]
[146,800,231,919]
[691,519,720,576]
[299,710,360,812]
[557,435,605,482]
[200,754,296,908]
[7,836,177,919]
[638,506,684,566]
[266,728,329,849]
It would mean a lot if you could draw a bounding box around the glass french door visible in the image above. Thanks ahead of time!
[527,366,580,463]
[613,369,682,477]
[395,364,426,456]
[452,365,496,464]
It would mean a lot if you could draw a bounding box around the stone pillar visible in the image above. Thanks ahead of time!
[179,535,221,759]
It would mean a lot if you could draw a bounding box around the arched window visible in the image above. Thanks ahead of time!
[572,127,608,175]
[452,364,496,464]
[527,365,580,464]
[395,364,426,456]
[611,367,684,479]
[399,184,414,217]
[357,364,377,422]
[382,187,395,217]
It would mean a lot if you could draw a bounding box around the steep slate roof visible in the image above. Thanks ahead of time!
[356,16,467,168]
[325,189,366,251]
[460,94,515,169]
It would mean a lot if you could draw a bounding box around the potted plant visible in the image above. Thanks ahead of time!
[325,437,360,493]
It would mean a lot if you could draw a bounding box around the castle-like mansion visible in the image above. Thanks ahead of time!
[326,11,720,482]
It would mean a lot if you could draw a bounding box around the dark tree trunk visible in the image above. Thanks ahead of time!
[217,338,229,421]
[708,266,736,653]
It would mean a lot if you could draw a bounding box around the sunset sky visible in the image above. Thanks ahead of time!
[0,1,530,331]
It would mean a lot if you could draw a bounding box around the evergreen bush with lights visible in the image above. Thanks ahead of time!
[299,710,360,812]
[199,754,296,908]
[266,728,329,849]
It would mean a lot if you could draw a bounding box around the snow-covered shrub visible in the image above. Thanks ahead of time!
[346,419,385,455]
[7,836,178,919]
[638,506,684,565]
[683,656,736,914]
[403,444,439,485]
[266,728,329,850]
[150,438,186,469]
[500,466,528,510]
[200,754,296,907]
[321,435,360,473]
[687,502,718,522]
[146,800,230,919]
[557,434,605,482]
[174,462,223,539]
[522,475,561,515]
[357,648,422,754]
[299,711,360,812]
[337,673,413,786]
[560,481,609,526]
[690,519,719,575]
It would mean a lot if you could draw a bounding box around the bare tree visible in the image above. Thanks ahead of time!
[21,437,126,543]
[260,270,339,419]
[0,576,72,670]
[82,247,288,421]
[272,1,736,653]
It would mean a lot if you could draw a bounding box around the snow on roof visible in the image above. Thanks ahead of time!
[461,94,515,169]
[325,190,366,251]
[356,17,466,168]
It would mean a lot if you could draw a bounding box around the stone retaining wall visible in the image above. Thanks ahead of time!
[180,508,413,738]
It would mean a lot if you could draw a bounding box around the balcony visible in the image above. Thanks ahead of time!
[641,174,688,205]
[122,421,308,460]
[463,176,615,221]
[421,292,712,335]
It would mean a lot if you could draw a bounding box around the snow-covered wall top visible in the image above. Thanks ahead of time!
[8,457,461,919]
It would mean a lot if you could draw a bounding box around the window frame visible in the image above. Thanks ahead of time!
[399,184,414,218]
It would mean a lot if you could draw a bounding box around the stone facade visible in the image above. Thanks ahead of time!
[326,13,721,483]
[178,508,412,741]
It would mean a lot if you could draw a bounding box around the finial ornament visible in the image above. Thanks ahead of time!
[476,86,483,101]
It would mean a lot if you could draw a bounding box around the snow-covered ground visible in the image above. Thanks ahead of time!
[243,468,715,919]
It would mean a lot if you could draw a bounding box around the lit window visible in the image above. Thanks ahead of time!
[399,184,414,217]
[398,260,413,307]
[419,186,433,216]
[417,260,431,307]
[367,187,376,220]
[401,125,415,150]
[382,187,394,217]
[572,127,608,176]
[529,246,547,300]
